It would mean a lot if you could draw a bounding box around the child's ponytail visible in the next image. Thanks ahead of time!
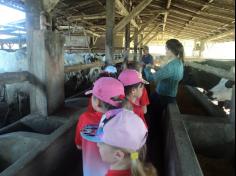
[130,146,158,176]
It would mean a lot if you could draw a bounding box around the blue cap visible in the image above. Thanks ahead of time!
[104,65,117,74]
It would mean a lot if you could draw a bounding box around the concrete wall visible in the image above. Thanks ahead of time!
[183,115,235,159]
[163,104,204,176]
[0,108,85,176]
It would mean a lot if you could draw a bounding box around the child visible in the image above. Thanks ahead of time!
[126,61,150,114]
[81,109,157,176]
[75,77,125,176]
[87,65,118,113]
[118,69,149,126]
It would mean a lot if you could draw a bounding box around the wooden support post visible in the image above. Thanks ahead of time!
[133,28,138,61]
[125,0,131,52]
[25,0,65,116]
[114,0,153,32]
[139,34,144,60]
[199,40,205,58]
[230,86,235,124]
[106,0,115,64]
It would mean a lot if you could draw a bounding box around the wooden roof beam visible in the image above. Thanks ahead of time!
[163,0,172,32]
[166,23,213,34]
[165,29,205,38]
[138,25,160,45]
[148,3,231,26]
[183,0,235,12]
[115,0,138,28]
[172,3,235,21]
[144,31,159,45]
[175,0,215,37]
[43,0,61,13]
[114,0,153,32]
[168,15,229,29]
[203,29,235,42]
[130,14,161,42]
[167,19,214,31]
[80,20,106,31]
[171,9,228,26]
[68,14,106,21]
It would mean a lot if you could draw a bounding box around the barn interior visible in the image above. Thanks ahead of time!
[0,0,235,176]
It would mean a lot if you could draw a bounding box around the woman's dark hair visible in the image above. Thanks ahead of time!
[166,39,185,62]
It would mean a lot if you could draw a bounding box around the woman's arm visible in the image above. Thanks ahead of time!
[144,63,174,82]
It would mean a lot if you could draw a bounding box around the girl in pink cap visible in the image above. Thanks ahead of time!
[118,69,149,127]
[81,109,157,176]
[86,66,118,113]
[75,77,126,176]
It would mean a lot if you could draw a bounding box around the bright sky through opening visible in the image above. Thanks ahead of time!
[0,4,25,25]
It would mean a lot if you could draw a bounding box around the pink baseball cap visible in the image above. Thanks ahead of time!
[81,109,148,151]
[118,69,149,86]
[85,77,125,107]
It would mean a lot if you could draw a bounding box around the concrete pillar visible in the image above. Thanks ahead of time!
[105,0,115,64]
[26,0,65,116]
[133,28,138,61]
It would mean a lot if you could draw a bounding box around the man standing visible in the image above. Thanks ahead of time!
[141,46,154,96]
[141,46,154,68]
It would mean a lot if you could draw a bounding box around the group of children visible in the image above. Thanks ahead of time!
[75,62,157,176]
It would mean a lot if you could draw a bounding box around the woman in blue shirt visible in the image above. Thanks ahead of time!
[144,39,184,137]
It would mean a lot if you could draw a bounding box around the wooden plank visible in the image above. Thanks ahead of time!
[106,0,115,64]
[115,0,139,28]
[64,59,124,73]
[185,62,235,81]
[0,71,30,85]
[43,0,60,12]
[133,28,138,61]
[114,0,153,32]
